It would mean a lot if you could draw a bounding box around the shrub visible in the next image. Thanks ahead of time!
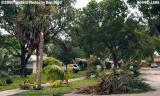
[43,65,64,81]
[0,80,6,86]
[19,79,37,90]
[5,78,13,85]
[86,68,99,78]
[19,83,30,90]
[43,57,64,67]
[50,80,62,87]
[67,64,74,72]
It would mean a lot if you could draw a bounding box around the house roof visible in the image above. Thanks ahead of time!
[154,56,160,62]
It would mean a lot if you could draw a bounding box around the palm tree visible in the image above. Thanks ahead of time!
[36,32,44,89]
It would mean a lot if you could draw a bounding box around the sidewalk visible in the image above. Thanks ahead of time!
[0,77,86,96]
[0,88,27,96]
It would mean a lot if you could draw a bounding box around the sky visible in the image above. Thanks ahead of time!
[75,0,102,9]
[75,0,140,15]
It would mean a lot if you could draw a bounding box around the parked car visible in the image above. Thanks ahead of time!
[72,64,80,73]
[150,63,158,68]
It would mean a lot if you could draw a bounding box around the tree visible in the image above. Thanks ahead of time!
[72,0,153,70]
[0,35,20,75]
[0,0,75,77]
[0,5,49,77]
[36,32,44,89]
[127,0,160,54]
[1,35,20,57]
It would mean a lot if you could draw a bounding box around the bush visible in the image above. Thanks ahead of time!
[43,65,64,81]
[86,68,99,78]
[50,80,63,87]
[67,64,74,72]
[5,78,13,85]
[43,57,64,67]
[19,83,30,90]
[0,78,13,86]
[20,79,37,90]
[0,80,6,86]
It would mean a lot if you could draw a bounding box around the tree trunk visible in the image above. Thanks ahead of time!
[36,47,39,83]
[20,44,32,77]
[111,51,118,73]
[20,45,27,77]
[36,32,44,89]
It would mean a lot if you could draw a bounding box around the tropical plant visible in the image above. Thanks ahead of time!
[96,70,150,94]
[43,65,64,81]
[43,57,64,67]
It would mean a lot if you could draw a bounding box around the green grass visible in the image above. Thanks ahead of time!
[0,76,25,91]
[0,71,87,91]
[16,78,98,95]
[66,70,87,79]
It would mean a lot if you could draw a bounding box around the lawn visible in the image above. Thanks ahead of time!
[16,78,98,95]
[0,71,87,91]
[66,70,87,79]
[0,76,25,91]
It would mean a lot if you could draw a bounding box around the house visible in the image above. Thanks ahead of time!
[154,56,160,66]
[26,55,37,74]
[27,54,47,74]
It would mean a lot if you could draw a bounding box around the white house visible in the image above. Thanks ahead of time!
[26,55,37,74]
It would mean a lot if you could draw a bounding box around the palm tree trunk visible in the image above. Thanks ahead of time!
[36,47,39,87]
[36,32,44,89]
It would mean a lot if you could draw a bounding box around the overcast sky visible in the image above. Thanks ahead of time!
[75,0,102,9]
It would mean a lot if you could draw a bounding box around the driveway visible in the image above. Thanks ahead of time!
[64,68,160,96]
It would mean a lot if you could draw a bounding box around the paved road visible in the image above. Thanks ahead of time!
[64,68,160,96]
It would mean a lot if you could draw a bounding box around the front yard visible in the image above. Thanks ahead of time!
[0,70,87,91]
[15,78,98,95]
[0,76,25,91]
